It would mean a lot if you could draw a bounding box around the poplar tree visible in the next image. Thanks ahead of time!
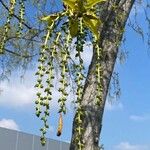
[0,0,149,150]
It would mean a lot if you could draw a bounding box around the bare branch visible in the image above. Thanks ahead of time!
[0,0,32,29]
[4,48,37,58]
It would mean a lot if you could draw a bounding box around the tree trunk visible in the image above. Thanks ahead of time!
[70,0,135,150]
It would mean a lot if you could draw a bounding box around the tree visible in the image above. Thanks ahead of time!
[70,1,135,149]
[0,0,149,150]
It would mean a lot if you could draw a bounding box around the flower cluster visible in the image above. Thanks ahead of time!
[34,0,105,148]
[95,41,103,106]
[58,32,71,114]
[17,0,25,37]
[74,18,85,150]
[35,22,56,145]
[0,0,26,54]
[0,0,16,54]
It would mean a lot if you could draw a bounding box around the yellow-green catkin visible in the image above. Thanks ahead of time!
[17,0,25,37]
[58,32,71,114]
[0,0,16,54]
[95,39,103,106]
[35,23,54,146]
[39,32,61,145]
[75,18,85,150]
[35,24,53,117]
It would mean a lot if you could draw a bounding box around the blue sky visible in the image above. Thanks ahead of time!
[0,1,150,150]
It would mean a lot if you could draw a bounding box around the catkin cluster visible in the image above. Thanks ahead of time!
[0,0,25,54]
[35,1,104,149]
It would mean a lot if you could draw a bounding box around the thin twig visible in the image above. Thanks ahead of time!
[0,0,32,29]
[4,48,37,58]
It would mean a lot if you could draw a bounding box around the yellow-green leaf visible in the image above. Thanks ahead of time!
[86,10,100,19]
[76,0,86,12]
[10,0,16,3]
[63,0,77,10]
[41,15,58,26]
[83,14,101,40]
[85,0,106,9]
[69,18,78,38]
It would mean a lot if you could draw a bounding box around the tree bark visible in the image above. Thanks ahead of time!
[70,0,135,150]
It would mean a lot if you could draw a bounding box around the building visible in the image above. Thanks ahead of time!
[0,127,70,150]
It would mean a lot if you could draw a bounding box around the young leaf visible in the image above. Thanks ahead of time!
[63,0,77,10]
[83,14,101,40]
[41,15,58,26]
[85,0,106,9]
[69,18,78,37]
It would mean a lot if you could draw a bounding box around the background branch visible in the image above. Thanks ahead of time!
[0,0,32,29]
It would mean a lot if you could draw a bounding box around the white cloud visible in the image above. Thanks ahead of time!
[130,114,150,122]
[0,42,93,110]
[0,119,20,131]
[105,100,123,111]
[0,77,74,111]
[0,81,36,107]
[114,142,149,150]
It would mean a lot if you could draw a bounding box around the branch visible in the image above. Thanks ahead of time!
[6,36,41,43]
[4,48,37,58]
[0,0,32,30]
